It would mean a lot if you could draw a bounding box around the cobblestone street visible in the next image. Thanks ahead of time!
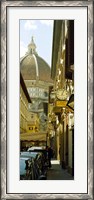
[47,160,73,180]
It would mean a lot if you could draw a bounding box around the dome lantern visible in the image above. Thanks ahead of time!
[28,36,37,54]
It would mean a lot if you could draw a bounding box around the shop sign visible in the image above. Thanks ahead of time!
[55,100,67,107]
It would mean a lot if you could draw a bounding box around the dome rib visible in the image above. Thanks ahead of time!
[32,54,39,78]
[20,53,53,82]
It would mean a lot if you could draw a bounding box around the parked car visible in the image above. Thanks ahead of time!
[27,147,49,169]
[20,157,34,180]
[20,151,47,180]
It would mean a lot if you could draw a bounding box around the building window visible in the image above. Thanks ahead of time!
[31,114,33,119]
[29,127,33,130]
[44,91,48,97]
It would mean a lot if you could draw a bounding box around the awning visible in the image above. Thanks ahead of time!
[20,132,46,142]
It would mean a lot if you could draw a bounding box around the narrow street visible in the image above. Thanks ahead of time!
[20,20,74,180]
[47,159,73,180]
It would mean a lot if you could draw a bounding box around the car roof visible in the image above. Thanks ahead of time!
[27,146,46,151]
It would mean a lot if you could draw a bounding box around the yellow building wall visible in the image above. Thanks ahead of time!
[27,112,39,133]
[27,124,39,133]
[20,84,40,135]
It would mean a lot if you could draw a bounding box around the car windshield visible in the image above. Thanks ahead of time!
[20,158,29,175]
[20,151,38,158]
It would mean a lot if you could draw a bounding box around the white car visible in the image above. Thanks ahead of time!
[27,146,45,151]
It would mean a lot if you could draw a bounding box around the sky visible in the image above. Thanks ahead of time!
[20,20,54,67]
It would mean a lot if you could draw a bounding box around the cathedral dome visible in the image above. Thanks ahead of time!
[20,36,53,83]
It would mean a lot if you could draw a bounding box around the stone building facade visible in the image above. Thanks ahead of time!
[49,20,74,176]
[20,36,53,135]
